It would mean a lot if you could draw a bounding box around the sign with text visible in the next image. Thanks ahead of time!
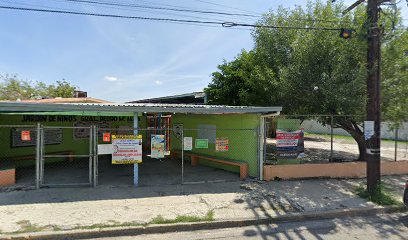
[215,138,229,152]
[151,135,165,158]
[103,132,111,142]
[112,135,142,164]
[276,130,304,159]
[364,121,375,140]
[21,131,31,141]
[195,139,208,149]
[12,128,62,147]
[183,137,193,151]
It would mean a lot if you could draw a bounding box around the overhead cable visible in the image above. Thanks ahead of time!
[60,0,261,17]
[0,5,349,31]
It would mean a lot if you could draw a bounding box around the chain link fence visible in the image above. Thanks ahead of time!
[180,128,259,184]
[96,127,183,186]
[40,126,94,187]
[0,125,38,191]
[265,116,408,165]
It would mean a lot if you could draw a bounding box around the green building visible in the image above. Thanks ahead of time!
[0,101,281,188]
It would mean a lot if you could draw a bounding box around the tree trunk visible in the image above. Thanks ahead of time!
[338,120,366,161]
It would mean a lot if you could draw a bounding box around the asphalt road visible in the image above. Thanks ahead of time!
[90,213,408,240]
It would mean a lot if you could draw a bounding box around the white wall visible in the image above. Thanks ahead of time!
[300,120,408,141]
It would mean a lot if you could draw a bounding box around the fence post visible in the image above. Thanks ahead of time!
[40,126,45,185]
[35,123,41,189]
[395,128,398,162]
[89,126,93,186]
[330,115,334,162]
[93,125,98,187]
[181,126,184,185]
[262,121,268,180]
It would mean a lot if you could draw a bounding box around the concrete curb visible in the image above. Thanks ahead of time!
[1,206,406,240]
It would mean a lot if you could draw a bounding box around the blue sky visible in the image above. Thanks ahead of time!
[0,0,406,102]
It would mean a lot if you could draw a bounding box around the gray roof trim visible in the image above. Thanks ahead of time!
[0,102,282,114]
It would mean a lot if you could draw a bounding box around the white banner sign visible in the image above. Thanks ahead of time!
[112,135,142,164]
[184,137,193,151]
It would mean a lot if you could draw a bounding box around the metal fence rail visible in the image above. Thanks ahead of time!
[0,124,37,190]
[265,115,408,165]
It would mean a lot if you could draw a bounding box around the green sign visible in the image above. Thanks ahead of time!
[195,139,208,149]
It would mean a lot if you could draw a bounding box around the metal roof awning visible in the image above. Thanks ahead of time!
[0,102,282,115]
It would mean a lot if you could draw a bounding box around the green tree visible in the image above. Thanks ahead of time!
[381,30,408,128]
[205,1,406,161]
[206,50,276,106]
[0,75,77,100]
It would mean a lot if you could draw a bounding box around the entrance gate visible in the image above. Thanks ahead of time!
[39,126,97,187]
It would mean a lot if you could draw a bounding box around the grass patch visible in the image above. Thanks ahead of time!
[355,183,399,206]
[13,220,61,234]
[9,211,215,234]
[150,210,214,224]
[75,221,142,230]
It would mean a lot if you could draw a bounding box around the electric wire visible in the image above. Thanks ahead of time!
[58,0,261,18]
[0,0,237,23]
[0,5,349,31]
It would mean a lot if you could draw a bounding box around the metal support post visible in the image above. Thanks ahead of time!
[35,123,41,189]
[93,125,98,187]
[133,112,139,186]
[394,128,398,162]
[330,115,334,162]
[181,126,184,185]
[89,126,93,186]
[40,126,45,185]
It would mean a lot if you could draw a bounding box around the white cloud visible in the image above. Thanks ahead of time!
[104,76,119,81]
[155,80,163,85]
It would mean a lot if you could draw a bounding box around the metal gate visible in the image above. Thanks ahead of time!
[39,125,97,187]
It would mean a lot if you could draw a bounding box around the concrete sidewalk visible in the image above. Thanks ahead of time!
[0,175,406,235]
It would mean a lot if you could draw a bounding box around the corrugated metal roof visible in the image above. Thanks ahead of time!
[0,102,282,114]
[20,97,111,104]
[128,92,205,103]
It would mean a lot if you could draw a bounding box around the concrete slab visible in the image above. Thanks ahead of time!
[1,175,400,234]
[6,155,240,189]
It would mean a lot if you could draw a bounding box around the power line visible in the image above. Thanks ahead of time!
[193,0,261,15]
[52,0,363,25]
[0,0,226,24]
[0,5,223,24]
[0,5,347,31]
[58,0,261,18]
[223,22,343,31]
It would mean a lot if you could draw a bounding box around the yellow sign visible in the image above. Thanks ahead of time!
[112,135,143,164]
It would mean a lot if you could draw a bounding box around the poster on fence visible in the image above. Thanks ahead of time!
[195,139,208,149]
[215,137,229,152]
[183,137,193,151]
[151,135,165,158]
[276,129,304,159]
[112,135,143,164]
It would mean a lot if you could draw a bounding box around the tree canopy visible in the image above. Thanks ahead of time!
[0,75,77,100]
[205,0,407,160]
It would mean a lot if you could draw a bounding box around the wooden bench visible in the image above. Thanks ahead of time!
[172,151,249,180]
[0,151,76,186]
[0,160,16,186]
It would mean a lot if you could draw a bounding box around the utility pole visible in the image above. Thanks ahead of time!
[365,0,381,194]
[341,0,383,195]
